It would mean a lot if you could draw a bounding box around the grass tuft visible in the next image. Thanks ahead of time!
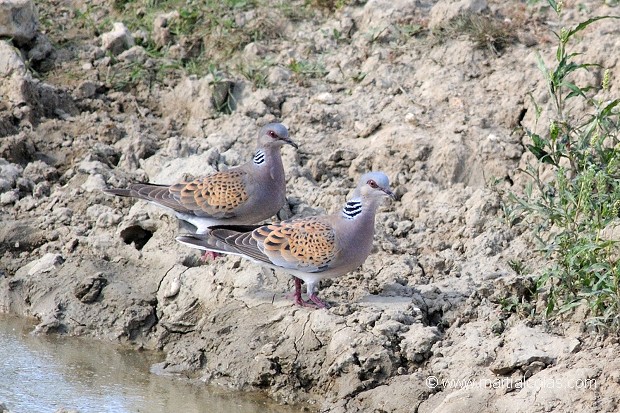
[435,12,516,54]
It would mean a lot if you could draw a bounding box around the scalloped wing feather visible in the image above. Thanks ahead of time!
[169,170,250,218]
[252,217,338,272]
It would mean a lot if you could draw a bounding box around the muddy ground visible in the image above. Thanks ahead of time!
[2,0,620,411]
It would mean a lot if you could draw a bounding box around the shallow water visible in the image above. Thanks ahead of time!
[0,315,295,413]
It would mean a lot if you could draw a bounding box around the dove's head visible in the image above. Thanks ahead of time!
[258,123,298,149]
[357,171,395,201]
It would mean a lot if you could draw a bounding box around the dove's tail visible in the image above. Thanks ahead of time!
[102,183,170,200]
[176,224,270,265]
[102,188,133,197]
[176,233,237,256]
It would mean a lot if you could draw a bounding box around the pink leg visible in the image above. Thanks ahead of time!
[293,278,305,306]
[288,278,327,309]
[308,293,327,309]
[284,278,303,302]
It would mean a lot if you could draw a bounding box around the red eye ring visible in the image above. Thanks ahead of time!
[367,179,378,188]
[268,130,277,138]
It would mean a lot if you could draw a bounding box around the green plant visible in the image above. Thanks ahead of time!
[287,58,327,79]
[169,6,202,36]
[508,259,527,276]
[510,1,620,329]
[237,59,273,89]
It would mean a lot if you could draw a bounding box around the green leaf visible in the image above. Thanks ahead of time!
[547,0,558,13]
[567,16,620,39]
[600,99,620,117]
[529,132,545,148]
[557,299,586,315]
[556,42,563,62]
[562,81,587,99]
[527,144,557,166]
[535,52,550,82]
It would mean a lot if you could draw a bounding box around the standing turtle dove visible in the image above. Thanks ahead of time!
[176,171,395,308]
[104,123,297,237]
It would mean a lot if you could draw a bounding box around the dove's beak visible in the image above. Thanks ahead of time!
[382,188,395,199]
[284,137,298,149]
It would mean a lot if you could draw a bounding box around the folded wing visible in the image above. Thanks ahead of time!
[176,217,339,273]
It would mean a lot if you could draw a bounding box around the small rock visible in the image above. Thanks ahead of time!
[27,33,53,61]
[118,45,147,63]
[164,276,181,299]
[354,120,381,138]
[16,195,36,211]
[373,319,406,336]
[0,40,26,77]
[267,66,291,85]
[167,44,186,60]
[0,178,11,193]
[0,190,19,205]
[152,11,179,47]
[27,253,64,275]
[80,174,107,192]
[85,203,119,223]
[15,177,33,193]
[400,325,441,363]
[312,92,337,105]
[52,207,73,224]
[22,160,57,183]
[100,22,134,55]
[0,160,23,184]
[77,159,110,176]
[0,0,38,44]
[393,220,413,237]
[339,14,355,37]
[74,81,98,99]
[95,211,122,228]
[34,317,63,334]
[490,324,581,375]
[32,181,50,198]
[90,47,105,61]
[243,42,264,59]
[74,273,107,303]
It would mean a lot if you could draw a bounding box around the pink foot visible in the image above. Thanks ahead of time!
[201,251,220,262]
[308,293,327,309]
[287,278,327,309]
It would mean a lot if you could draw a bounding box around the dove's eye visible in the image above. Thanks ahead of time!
[367,180,378,188]
[268,130,277,138]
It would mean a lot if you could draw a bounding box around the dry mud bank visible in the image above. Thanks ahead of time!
[1,0,620,411]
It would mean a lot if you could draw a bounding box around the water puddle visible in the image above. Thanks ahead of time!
[0,315,297,413]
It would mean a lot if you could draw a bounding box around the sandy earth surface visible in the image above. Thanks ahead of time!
[2,0,620,411]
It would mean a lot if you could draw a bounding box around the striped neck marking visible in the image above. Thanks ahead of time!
[253,149,266,165]
[342,200,362,220]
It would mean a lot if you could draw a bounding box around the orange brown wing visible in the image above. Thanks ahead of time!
[251,217,338,272]
[169,170,250,218]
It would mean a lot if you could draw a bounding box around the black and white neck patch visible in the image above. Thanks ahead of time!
[342,200,362,219]
[253,149,266,165]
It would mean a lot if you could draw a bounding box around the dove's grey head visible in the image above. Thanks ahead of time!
[356,171,395,200]
[258,123,298,149]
